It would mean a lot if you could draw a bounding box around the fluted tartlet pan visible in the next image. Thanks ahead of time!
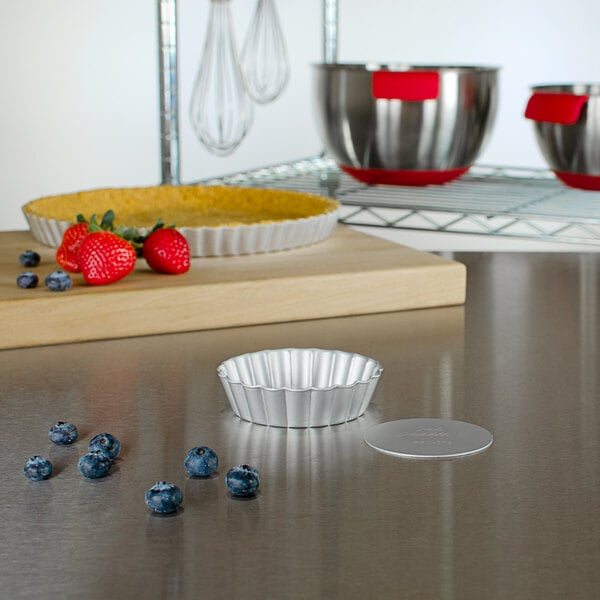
[22,185,340,257]
[217,348,383,428]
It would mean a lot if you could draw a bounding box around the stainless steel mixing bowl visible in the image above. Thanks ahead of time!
[525,84,600,190]
[313,63,499,186]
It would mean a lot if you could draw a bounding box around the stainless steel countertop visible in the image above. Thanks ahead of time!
[1,252,599,599]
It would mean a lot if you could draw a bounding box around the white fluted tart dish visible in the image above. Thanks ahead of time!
[22,185,340,257]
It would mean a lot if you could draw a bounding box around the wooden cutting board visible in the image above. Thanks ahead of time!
[0,226,466,349]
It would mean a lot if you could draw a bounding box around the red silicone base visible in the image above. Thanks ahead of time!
[554,171,600,191]
[340,165,470,186]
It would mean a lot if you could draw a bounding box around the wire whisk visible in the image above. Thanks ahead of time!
[241,0,289,104]
[189,0,253,156]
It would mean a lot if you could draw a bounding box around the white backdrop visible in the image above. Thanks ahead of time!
[2,0,600,236]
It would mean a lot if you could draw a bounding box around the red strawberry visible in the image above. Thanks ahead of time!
[55,211,117,273]
[78,231,137,285]
[56,221,90,272]
[143,228,191,274]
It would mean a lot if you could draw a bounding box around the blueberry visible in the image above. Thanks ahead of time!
[45,270,72,292]
[48,421,78,445]
[23,456,53,481]
[145,481,183,514]
[78,450,111,479]
[226,464,260,497]
[16,271,39,289]
[19,250,41,267]
[184,446,219,477]
[88,432,121,460]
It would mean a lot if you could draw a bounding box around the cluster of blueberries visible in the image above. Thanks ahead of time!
[16,249,72,291]
[145,450,261,514]
[23,422,121,482]
[23,421,260,515]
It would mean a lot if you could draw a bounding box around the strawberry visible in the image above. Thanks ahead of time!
[56,211,116,273]
[78,231,137,285]
[143,227,191,274]
[56,221,90,272]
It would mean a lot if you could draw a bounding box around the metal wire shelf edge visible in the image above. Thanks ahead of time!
[339,219,600,246]
[339,215,600,245]
[192,155,600,244]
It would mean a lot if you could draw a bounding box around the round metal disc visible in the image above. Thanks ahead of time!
[363,418,493,459]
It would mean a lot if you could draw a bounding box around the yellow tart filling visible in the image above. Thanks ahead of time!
[23,185,340,229]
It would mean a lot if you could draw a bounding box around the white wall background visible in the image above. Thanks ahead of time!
[2,0,600,247]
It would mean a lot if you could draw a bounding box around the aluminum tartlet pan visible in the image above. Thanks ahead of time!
[217,348,383,428]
